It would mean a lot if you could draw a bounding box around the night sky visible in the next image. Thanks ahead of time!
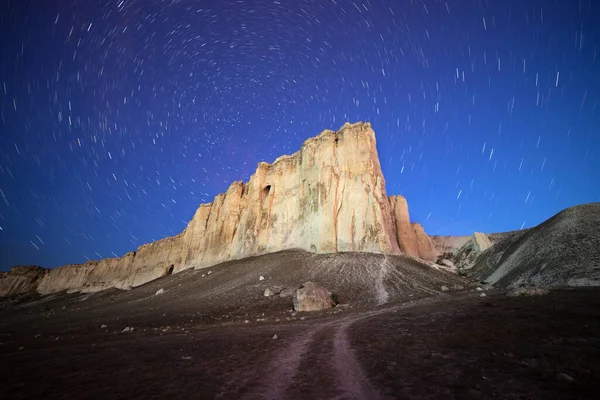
[1,0,599,270]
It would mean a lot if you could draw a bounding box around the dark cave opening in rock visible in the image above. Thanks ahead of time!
[263,185,271,198]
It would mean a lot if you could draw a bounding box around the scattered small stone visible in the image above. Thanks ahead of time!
[202,274,205,277]
[557,373,575,383]
[480,293,487,297]
[440,285,449,292]
[256,318,266,322]
[476,287,483,291]
[272,334,278,340]
[452,284,465,290]
[207,271,212,275]
[155,288,165,295]
[259,275,265,281]
[264,288,275,297]
[101,324,107,329]
[19,347,24,351]
[244,320,250,324]
[34,334,41,338]
[121,327,134,333]
[279,288,295,298]
[181,356,193,360]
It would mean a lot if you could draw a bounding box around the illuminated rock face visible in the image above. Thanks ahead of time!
[19,122,437,296]
[410,223,440,262]
[189,121,402,269]
[389,195,420,259]
[388,196,440,262]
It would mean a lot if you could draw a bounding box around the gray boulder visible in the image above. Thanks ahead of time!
[292,282,335,312]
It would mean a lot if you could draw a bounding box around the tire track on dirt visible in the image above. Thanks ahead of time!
[244,311,387,399]
[332,319,382,400]
[243,297,446,399]
[243,321,334,400]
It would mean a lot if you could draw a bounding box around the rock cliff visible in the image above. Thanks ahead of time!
[3,122,439,296]
[388,196,439,261]
[0,266,47,297]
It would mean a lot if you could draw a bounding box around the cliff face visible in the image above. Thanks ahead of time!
[389,195,419,258]
[0,266,47,297]
[176,121,402,272]
[411,223,440,262]
[388,196,439,262]
[194,121,401,268]
[5,122,439,296]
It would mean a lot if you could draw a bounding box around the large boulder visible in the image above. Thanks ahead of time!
[292,282,335,312]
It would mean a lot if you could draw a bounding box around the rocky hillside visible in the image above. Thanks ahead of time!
[469,203,600,288]
[432,231,521,273]
[0,250,469,326]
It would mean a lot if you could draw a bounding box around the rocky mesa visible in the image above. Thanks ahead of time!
[1,122,439,296]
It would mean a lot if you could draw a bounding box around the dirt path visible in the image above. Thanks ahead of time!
[244,296,449,399]
[244,309,393,399]
[252,325,327,399]
[332,319,381,399]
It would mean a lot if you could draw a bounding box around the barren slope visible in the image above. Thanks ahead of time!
[0,250,468,333]
[470,203,600,288]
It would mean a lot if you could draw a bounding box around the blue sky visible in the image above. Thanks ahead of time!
[1,0,599,270]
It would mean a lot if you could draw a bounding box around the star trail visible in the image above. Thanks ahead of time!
[1,0,599,269]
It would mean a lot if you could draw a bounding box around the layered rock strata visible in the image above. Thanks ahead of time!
[3,122,437,296]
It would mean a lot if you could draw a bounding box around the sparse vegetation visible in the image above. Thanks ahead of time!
[331,292,339,305]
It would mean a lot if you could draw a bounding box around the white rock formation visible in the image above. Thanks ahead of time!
[3,122,442,296]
